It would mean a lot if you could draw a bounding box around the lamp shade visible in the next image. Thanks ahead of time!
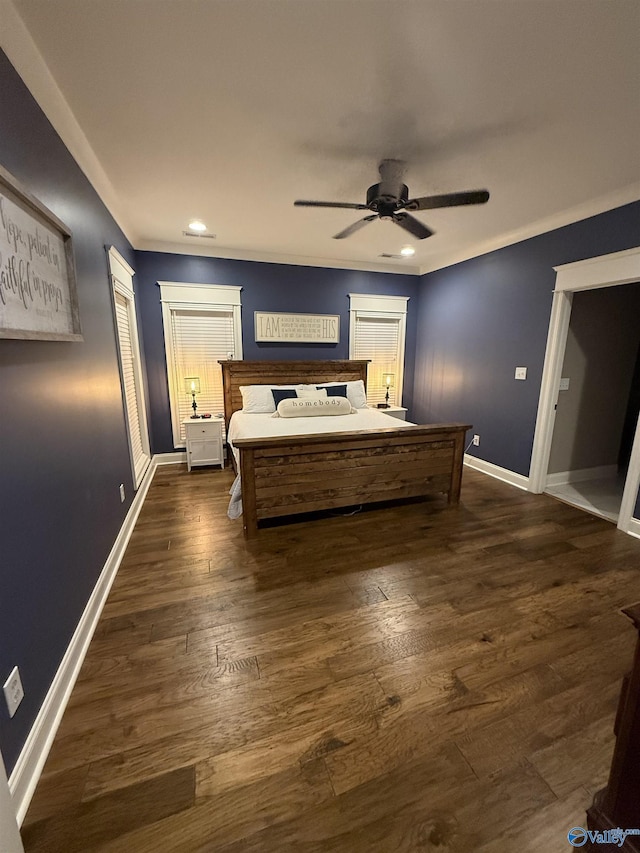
[384,373,395,388]
[184,376,201,394]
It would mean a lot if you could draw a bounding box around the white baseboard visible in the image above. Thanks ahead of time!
[9,457,162,825]
[628,517,640,540]
[545,464,618,488]
[464,454,530,491]
[154,451,186,466]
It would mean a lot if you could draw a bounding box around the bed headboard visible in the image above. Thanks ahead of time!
[219,359,369,430]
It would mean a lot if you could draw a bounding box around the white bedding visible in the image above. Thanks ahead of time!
[227,407,415,518]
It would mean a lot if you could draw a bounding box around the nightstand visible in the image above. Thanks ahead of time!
[183,417,224,471]
[379,405,408,421]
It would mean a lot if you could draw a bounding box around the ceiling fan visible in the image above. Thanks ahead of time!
[294,159,489,240]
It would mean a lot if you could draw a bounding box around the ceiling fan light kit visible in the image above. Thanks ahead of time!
[294,159,489,242]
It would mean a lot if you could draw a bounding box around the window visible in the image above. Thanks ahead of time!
[108,247,151,488]
[348,293,409,407]
[158,282,243,447]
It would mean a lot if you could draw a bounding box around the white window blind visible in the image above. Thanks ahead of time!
[158,282,242,449]
[109,248,150,490]
[353,315,402,406]
[169,309,235,442]
[349,293,408,408]
[114,293,148,482]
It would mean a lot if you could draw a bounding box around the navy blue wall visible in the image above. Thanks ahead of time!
[134,251,419,454]
[413,202,640,519]
[0,51,139,771]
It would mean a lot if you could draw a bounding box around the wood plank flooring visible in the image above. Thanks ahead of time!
[21,464,640,852]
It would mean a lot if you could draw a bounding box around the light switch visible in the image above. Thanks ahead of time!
[559,377,570,391]
[515,367,527,380]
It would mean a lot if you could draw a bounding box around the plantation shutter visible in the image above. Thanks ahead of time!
[353,315,401,406]
[169,308,235,442]
[109,248,150,490]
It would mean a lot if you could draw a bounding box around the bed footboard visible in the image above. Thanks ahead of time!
[233,423,470,537]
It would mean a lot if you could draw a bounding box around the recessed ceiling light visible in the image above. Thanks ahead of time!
[400,245,415,257]
[187,220,207,232]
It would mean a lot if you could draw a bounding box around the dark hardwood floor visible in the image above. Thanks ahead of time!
[21,463,640,852]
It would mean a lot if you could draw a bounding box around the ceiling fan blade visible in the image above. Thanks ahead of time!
[333,214,378,240]
[294,200,368,210]
[405,190,490,211]
[392,212,433,240]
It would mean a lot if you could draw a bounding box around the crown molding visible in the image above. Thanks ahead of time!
[418,184,640,275]
[135,239,420,275]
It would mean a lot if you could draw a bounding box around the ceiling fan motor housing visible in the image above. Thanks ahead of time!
[366,182,409,213]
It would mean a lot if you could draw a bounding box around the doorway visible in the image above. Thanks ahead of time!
[544,284,640,521]
[529,247,640,534]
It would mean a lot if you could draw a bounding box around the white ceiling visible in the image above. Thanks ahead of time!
[5,0,640,274]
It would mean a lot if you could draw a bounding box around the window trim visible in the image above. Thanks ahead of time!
[108,246,151,489]
[348,293,409,405]
[158,281,243,448]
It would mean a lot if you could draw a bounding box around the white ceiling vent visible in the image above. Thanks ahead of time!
[182,231,216,239]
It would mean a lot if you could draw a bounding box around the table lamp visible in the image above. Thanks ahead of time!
[383,373,394,408]
[185,377,201,418]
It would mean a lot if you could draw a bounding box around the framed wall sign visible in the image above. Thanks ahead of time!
[255,311,339,343]
[0,164,82,341]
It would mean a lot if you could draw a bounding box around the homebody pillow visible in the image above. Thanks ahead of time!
[276,396,353,418]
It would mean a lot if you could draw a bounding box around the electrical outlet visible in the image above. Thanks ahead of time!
[473,434,480,446]
[119,484,125,503]
[3,666,24,718]
[515,367,527,380]
[559,377,570,391]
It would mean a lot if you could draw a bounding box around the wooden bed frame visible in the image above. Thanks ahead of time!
[220,360,470,537]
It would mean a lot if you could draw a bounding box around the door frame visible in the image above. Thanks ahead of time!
[529,247,640,534]
[0,752,23,851]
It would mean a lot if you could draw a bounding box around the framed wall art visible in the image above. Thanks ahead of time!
[0,164,82,341]
[255,311,339,343]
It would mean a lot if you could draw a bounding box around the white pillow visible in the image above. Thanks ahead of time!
[317,380,368,409]
[276,396,354,418]
[240,385,277,413]
[239,384,303,413]
[297,387,328,399]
